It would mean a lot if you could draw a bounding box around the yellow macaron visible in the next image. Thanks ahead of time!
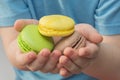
[38,15,75,37]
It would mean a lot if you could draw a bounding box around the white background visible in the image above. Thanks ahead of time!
[0,38,15,80]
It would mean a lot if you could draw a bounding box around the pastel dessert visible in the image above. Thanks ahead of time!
[17,24,54,53]
[54,31,86,52]
[38,15,86,51]
[38,15,75,37]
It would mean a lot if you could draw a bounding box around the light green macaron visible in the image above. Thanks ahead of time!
[17,24,54,53]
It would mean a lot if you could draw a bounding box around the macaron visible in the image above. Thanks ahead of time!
[38,15,75,37]
[54,31,86,52]
[17,24,54,53]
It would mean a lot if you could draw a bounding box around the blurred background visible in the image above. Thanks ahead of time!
[0,38,15,80]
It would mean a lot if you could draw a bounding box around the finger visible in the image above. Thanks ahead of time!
[59,56,81,74]
[63,47,90,68]
[60,67,72,77]
[79,41,99,58]
[75,24,103,44]
[50,67,59,74]
[41,50,61,72]
[57,63,64,69]
[27,49,51,71]
[14,19,38,32]
[16,51,37,66]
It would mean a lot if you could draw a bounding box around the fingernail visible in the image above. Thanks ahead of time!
[60,56,68,64]
[52,51,61,59]
[41,50,50,57]
[28,52,36,59]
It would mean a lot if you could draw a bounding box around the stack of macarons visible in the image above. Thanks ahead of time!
[17,15,85,53]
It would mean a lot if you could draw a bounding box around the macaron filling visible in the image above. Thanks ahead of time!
[17,34,34,53]
[72,35,85,49]
[38,25,74,37]
[72,36,82,49]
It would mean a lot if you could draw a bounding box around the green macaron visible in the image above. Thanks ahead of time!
[17,24,54,53]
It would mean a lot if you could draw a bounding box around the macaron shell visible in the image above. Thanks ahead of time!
[39,15,75,37]
[39,15,75,30]
[54,31,86,52]
[38,26,74,37]
[17,24,54,53]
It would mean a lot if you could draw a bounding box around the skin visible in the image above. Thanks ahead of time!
[0,19,61,73]
[59,24,120,80]
[0,20,120,80]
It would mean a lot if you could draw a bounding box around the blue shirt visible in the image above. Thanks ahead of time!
[0,0,120,80]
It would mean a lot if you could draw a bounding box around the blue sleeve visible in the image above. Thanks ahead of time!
[0,0,32,27]
[95,0,120,35]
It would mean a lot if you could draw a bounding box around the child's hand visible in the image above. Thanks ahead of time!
[26,49,61,73]
[11,40,61,73]
[58,41,99,77]
[58,24,103,77]
[13,19,62,73]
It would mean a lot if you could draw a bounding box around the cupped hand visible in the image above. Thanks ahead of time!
[13,19,62,73]
[58,41,99,77]
[7,19,39,70]
[58,24,103,77]
[27,49,61,73]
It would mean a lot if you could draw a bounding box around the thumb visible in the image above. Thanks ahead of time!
[75,24,103,44]
[14,19,38,32]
